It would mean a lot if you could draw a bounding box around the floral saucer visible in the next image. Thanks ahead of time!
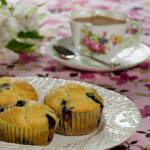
[46,36,150,72]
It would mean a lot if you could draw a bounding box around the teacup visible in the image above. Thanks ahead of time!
[70,9,141,61]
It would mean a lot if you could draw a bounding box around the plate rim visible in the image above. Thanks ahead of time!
[0,77,141,150]
[46,36,150,72]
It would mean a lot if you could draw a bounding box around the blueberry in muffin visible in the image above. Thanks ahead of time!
[44,83,104,136]
[0,100,59,145]
[0,77,38,106]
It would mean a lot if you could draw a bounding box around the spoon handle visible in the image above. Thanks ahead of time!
[53,44,119,68]
[79,53,120,68]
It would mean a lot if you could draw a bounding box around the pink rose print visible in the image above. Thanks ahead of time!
[138,62,150,69]
[143,27,150,33]
[112,42,117,46]
[16,53,39,64]
[110,72,138,85]
[57,31,68,37]
[80,72,95,79]
[145,84,150,88]
[89,43,104,53]
[43,66,56,72]
[129,9,138,20]
[140,105,150,118]
[74,0,88,6]
[83,37,91,47]
[43,19,60,25]
[7,74,16,77]
[55,0,70,9]
[47,59,57,65]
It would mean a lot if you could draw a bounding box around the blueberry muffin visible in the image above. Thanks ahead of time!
[0,77,38,106]
[44,83,104,136]
[0,100,59,145]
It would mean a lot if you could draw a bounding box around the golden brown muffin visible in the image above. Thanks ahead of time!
[0,100,59,145]
[44,83,104,136]
[0,77,37,106]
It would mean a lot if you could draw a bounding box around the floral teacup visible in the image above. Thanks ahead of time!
[70,9,141,61]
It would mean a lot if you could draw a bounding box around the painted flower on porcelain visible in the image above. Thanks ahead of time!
[81,28,88,37]
[83,37,91,47]
[80,29,123,54]
[111,35,123,45]
[89,43,104,53]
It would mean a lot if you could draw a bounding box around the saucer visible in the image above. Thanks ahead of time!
[46,36,150,72]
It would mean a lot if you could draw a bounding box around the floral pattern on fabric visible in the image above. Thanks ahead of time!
[140,105,150,118]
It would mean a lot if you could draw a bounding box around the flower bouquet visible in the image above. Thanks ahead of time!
[0,0,44,62]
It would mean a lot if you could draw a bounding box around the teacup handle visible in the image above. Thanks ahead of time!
[120,20,142,49]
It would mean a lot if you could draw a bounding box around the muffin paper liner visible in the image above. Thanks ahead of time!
[0,119,57,146]
[56,108,102,136]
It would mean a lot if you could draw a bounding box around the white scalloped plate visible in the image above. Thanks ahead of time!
[46,36,150,72]
[0,77,141,150]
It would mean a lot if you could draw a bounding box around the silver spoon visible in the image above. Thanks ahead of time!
[53,45,120,68]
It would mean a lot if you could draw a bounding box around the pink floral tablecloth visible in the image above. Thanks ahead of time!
[1,0,150,149]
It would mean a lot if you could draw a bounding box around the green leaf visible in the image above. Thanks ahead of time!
[6,39,34,52]
[0,0,7,5]
[98,84,112,88]
[139,79,149,82]
[17,31,44,39]
[17,63,25,67]
[38,13,46,20]
[136,93,150,97]
[88,32,93,37]
[80,40,83,45]
[140,69,150,74]
[25,7,37,15]
[22,47,35,53]
[34,65,43,68]
[9,7,14,13]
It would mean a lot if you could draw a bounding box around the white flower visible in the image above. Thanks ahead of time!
[0,7,19,48]
[0,9,7,27]
[13,1,39,31]
[0,0,44,54]
[7,16,21,33]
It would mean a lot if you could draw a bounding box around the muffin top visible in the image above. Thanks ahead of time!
[0,77,38,106]
[44,83,103,113]
[0,100,59,128]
